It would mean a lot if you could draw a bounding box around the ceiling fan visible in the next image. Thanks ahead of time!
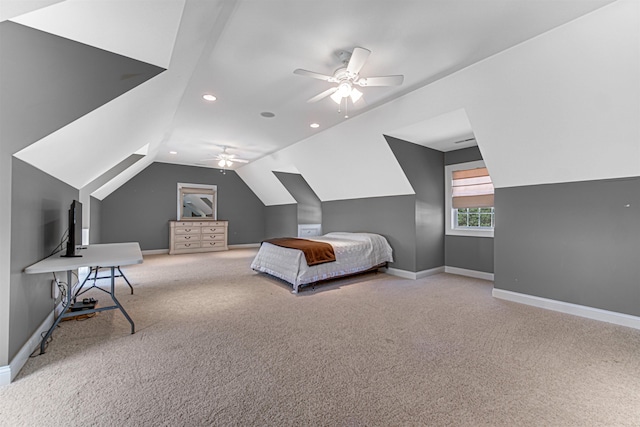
[202,146,249,172]
[294,47,404,109]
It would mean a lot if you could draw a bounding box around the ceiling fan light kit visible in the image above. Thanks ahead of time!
[294,46,404,111]
[200,146,249,172]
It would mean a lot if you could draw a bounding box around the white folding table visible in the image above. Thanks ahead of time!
[25,242,143,354]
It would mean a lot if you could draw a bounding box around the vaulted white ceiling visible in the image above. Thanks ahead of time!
[4,0,637,204]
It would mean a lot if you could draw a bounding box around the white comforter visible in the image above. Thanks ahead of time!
[251,232,393,292]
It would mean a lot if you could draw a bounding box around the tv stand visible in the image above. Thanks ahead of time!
[61,242,83,258]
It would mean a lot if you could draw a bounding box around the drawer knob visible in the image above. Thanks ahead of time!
[185,236,191,239]
[185,243,191,247]
[185,229,191,232]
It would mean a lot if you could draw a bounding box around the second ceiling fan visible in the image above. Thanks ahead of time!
[294,47,404,107]
[202,146,249,173]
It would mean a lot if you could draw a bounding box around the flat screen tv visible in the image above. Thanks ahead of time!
[62,199,83,258]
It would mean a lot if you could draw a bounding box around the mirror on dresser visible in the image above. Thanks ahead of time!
[177,183,217,220]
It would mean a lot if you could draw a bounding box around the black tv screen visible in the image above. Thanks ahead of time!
[62,199,82,257]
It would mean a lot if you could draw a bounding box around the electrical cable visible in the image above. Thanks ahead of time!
[49,228,69,256]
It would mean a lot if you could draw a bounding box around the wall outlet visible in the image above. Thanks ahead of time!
[51,279,60,299]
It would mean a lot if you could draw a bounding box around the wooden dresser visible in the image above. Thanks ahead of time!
[169,220,228,255]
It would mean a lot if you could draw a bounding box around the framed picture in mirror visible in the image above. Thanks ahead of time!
[177,183,217,220]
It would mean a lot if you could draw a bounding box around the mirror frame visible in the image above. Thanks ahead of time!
[177,183,217,220]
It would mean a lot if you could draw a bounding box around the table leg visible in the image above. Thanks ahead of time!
[73,266,98,302]
[118,266,134,295]
[109,267,135,334]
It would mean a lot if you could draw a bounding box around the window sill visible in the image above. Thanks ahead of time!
[446,228,494,238]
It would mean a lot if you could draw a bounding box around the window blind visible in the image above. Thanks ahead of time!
[452,167,494,208]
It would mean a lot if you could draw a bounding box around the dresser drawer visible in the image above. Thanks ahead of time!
[201,221,227,227]
[175,221,218,227]
[175,234,199,242]
[201,241,225,249]
[202,226,225,234]
[175,221,198,227]
[175,226,200,235]
[175,242,201,250]
[202,233,225,241]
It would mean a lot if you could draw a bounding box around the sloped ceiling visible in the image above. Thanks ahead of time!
[0,20,164,156]
[7,22,166,189]
[0,0,63,21]
[3,0,637,204]
[238,0,639,202]
[10,0,184,68]
[387,109,477,152]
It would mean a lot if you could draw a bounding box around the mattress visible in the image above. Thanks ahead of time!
[251,232,393,292]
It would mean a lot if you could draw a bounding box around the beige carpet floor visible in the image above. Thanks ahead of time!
[1,248,639,426]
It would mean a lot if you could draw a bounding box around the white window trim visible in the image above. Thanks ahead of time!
[445,160,494,238]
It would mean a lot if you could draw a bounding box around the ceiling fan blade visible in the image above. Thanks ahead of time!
[294,69,333,81]
[232,158,249,163]
[307,87,337,103]
[346,47,371,75]
[356,75,404,87]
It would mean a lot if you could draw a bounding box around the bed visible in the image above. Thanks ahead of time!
[251,232,393,293]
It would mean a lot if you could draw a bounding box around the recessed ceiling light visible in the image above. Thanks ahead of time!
[260,111,276,118]
[202,94,217,101]
[169,151,178,155]
[310,123,320,128]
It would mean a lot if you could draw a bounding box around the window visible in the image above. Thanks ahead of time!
[455,207,495,228]
[445,160,494,237]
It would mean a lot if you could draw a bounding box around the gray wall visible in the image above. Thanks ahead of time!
[385,136,444,271]
[444,145,494,273]
[100,163,266,250]
[444,146,484,165]
[89,197,102,244]
[264,204,298,239]
[323,195,417,272]
[273,172,322,225]
[494,177,640,316]
[10,158,78,360]
[445,236,494,273]
[0,21,162,366]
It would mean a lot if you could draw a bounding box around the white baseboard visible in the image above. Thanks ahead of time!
[142,245,259,255]
[385,266,493,281]
[229,243,260,249]
[142,249,169,255]
[492,288,640,330]
[445,266,494,281]
[384,266,445,280]
[0,364,10,387]
[0,301,65,386]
